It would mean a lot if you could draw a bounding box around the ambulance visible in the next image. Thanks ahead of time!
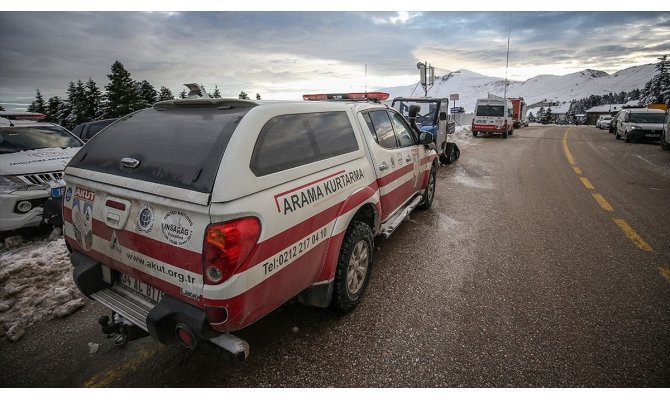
[471,95,514,138]
[64,90,438,357]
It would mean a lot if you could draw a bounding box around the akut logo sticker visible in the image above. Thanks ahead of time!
[72,187,95,251]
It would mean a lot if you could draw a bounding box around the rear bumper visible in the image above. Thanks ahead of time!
[71,251,219,344]
[472,124,507,133]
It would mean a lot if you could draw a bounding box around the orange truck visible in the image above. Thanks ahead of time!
[509,97,527,128]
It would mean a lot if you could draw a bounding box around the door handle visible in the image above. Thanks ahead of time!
[379,162,388,171]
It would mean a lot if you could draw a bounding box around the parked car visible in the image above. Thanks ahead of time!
[614,108,666,143]
[1,117,83,232]
[71,118,118,142]
[596,115,612,129]
[609,112,620,134]
[64,91,438,357]
[661,111,670,150]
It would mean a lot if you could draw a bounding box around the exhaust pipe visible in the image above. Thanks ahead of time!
[210,334,250,361]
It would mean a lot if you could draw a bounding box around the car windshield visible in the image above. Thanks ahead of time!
[476,105,504,117]
[0,126,81,154]
[394,101,439,126]
[629,113,665,123]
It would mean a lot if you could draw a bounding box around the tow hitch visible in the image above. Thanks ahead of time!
[97,313,148,346]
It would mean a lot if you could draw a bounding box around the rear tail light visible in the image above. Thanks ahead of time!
[203,217,261,285]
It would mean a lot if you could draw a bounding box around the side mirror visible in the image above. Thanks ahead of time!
[419,131,434,146]
[439,111,447,121]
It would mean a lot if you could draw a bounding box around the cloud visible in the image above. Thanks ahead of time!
[1,11,669,110]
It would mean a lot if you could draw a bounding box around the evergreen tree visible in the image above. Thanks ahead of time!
[543,107,553,124]
[536,107,545,123]
[641,54,670,105]
[158,86,174,101]
[238,91,249,100]
[27,89,46,114]
[84,78,103,121]
[64,80,88,129]
[212,85,221,98]
[179,90,187,99]
[527,112,535,123]
[103,60,142,118]
[256,93,261,100]
[138,80,158,107]
[0,105,5,111]
[45,96,64,123]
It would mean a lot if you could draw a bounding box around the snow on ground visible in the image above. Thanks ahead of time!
[0,232,84,342]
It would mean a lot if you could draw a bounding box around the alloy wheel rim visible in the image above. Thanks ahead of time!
[346,240,369,294]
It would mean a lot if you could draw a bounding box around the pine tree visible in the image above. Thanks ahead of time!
[103,61,142,118]
[0,105,5,111]
[179,90,187,99]
[238,91,249,100]
[138,80,158,107]
[543,107,553,124]
[641,54,670,105]
[63,80,88,129]
[158,86,174,101]
[45,96,64,123]
[27,89,46,114]
[536,107,545,123]
[256,93,261,100]
[212,85,221,98]
[84,78,103,120]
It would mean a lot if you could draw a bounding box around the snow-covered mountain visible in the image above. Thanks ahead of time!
[379,64,656,112]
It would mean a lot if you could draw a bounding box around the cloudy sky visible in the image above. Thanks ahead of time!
[1,4,669,111]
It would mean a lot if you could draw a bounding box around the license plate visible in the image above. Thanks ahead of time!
[645,133,660,137]
[119,273,163,303]
[51,186,65,198]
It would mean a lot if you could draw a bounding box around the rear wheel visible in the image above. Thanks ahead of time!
[502,130,508,139]
[331,222,374,313]
[472,131,478,137]
[439,142,455,164]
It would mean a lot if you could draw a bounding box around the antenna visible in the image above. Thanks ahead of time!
[365,64,367,94]
[503,12,512,101]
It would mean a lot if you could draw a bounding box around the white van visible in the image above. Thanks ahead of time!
[472,97,514,138]
[614,108,665,143]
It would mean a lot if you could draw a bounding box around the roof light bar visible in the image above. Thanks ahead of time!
[302,92,390,102]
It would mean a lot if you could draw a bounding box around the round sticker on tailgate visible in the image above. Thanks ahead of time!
[161,210,194,246]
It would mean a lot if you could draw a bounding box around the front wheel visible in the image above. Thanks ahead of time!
[624,131,631,143]
[331,222,374,313]
[661,131,670,150]
[419,163,437,210]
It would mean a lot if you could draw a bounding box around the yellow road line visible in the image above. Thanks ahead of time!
[658,267,670,284]
[579,177,595,190]
[562,129,576,165]
[84,346,163,387]
[592,193,614,212]
[572,166,582,175]
[613,218,654,252]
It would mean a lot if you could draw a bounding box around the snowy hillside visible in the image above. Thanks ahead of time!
[379,64,657,113]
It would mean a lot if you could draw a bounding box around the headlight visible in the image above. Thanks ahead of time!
[629,125,642,130]
[0,175,47,194]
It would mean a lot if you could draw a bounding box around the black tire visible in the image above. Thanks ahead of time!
[661,131,670,150]
[419,163,437,210]
[331,221,374,313]
[615,131,621,140]
[454,145,460,160]
[440,142,455,165]
[472,131,478,137]
[502,130,508,139]
[509,128,514,135]
[624,131,631,143]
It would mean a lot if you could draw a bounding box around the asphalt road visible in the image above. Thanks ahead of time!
[2,124,669,387]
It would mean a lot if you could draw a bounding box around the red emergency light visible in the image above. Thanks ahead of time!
[302,92,390,101]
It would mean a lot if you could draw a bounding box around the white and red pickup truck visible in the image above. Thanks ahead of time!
[64,91,438,358]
